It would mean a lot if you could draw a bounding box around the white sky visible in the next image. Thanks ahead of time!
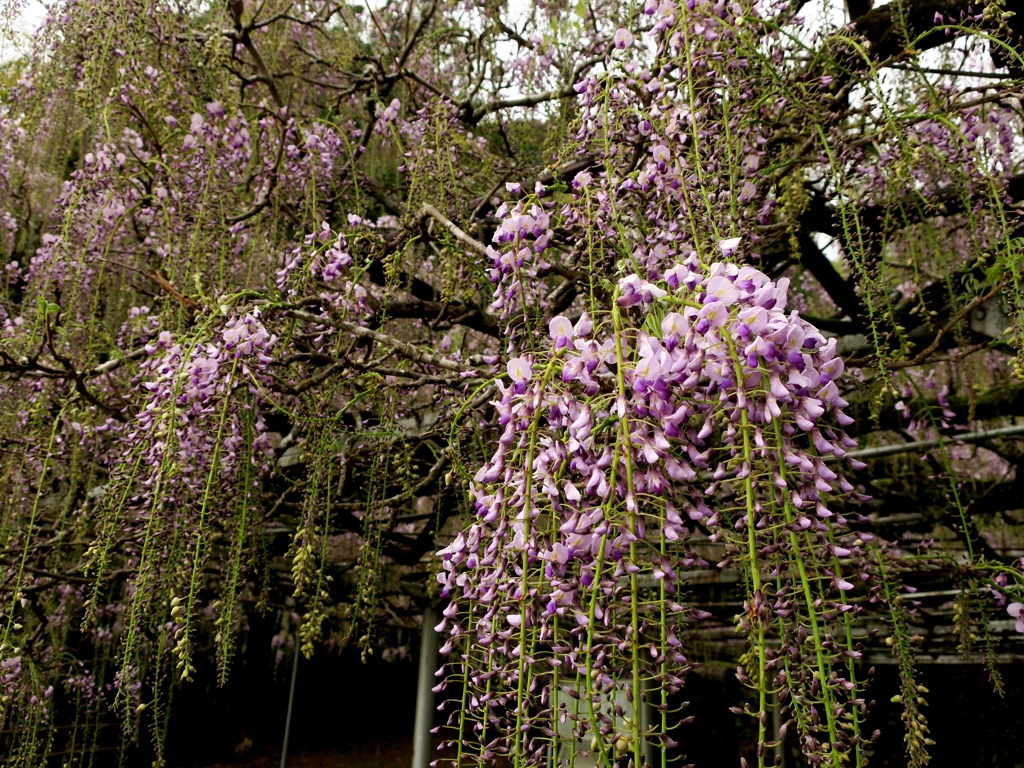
[0,0,45,62]
[0,0,46,63]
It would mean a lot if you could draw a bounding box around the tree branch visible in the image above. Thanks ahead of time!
[288,309,480,373]
[419,204,489,257]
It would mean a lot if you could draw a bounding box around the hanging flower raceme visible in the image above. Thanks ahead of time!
[438,259,879,768]
[89,309,279,701]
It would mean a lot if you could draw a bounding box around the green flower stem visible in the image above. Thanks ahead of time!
[182,357,241,678]
[514,355,561,768]
[724,333,768,768]
[611,302,644,768]
[770,418,842,767]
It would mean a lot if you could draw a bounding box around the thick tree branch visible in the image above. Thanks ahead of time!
[851,0,991,62]
[386,299,499,337]
[796,230,866,326]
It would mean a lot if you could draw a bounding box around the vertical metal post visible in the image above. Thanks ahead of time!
[412,605,441,768]
[280,643,300,768]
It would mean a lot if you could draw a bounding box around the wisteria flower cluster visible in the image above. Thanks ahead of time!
[438,257,878,767]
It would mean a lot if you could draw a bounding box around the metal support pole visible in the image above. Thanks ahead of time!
[833,422,1024,462]
[280,643,300,768]
[412,605,441,768]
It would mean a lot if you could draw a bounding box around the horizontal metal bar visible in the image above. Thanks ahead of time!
[838,423,1024,462]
